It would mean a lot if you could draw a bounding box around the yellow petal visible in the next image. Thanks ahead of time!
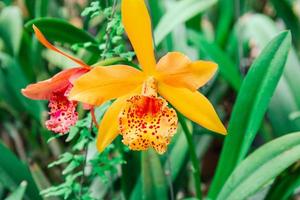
[156,52,217,91]
[158,83,227,134]
[96,96,127,152]
[121,0,156,74]
[69,65,145,106]
[97,88,142,152]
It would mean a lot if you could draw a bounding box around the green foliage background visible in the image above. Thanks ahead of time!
[0,0,300,199]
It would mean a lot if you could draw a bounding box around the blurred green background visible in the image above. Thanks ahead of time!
[1,0,300,199]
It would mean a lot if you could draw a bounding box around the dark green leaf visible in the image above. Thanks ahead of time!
[270,0,300,49]
[24,18,96,44]
[265,165,300,200]
[0,142,41,200]
[0,52,44,121]
[188,30,242,90]
[208,31,291,199]
[232,14,300,135]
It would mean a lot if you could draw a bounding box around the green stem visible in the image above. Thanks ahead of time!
[92,57,127,66]
[178,114,202,200]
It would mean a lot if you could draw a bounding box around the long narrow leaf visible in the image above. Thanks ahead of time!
[0,142,41,200]
[208,31,291,198]
[188,30,242,90]
[217,132,300,200]
[142,150,168,200]
[4,181,27,200]
[0,6,22,55]
[154,0,217,45]
[231,14,300,135]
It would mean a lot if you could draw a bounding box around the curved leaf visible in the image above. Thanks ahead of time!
[233,14,300,135]
[0,6,22,55]
[24,18,96,44]
[187,30,242,90]
[0,53,44,121]
[208,31,291,198]
[154,0,217,45]
[0,142,41,200]
[217,132,300,200]
[265,166,300,200]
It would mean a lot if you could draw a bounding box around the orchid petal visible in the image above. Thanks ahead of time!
[158,83,227,134]
[119,95,177,154]
[22,68,87,100]
[33,25,90,69]
[69,65,145,106]
[121,0,156,74]
[156,52,218,91]
[97,86,141,153]
[97,94,134,152]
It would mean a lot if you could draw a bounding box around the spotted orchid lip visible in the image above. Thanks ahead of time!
[116,77,178,154]
[118,95,177,154]
[45,86,78,134]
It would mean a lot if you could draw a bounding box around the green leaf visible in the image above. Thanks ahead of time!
[265,166,300,200]
[187,30,242,91]
[154,0,217,45]
[48,153,73,168]
[142,150,168,200]
[0,6,22,55]
[0,142,41,200]
[215,0,235,46]
[0,52,44,121]
[24,18,96,44]
[34,0,49,18]
[29,163,56,198]
[232,14,300,135]
[129,126,188,200]
[4,181,27,200]
[216,132,300,200]
[208,31,291,199]
[270,0,300,49]
[147,0,164,28]
[164,127,188,181]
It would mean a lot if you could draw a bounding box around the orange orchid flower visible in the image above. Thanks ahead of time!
[22,25,91,134]
[69,0,227,154]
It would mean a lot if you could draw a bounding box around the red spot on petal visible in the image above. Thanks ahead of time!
[45,88,78,134]
[118,95,178,154]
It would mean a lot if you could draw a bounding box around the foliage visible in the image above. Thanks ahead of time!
[0,0,300,200]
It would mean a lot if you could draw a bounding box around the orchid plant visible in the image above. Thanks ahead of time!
[23,0,226,155]
[7,0,295,199]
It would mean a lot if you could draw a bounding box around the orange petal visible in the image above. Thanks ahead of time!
[119,95,177,154]
[121,0,156,74]
[156,52,218,91]
[32,25,90,69]
[69,65,145,106]
[22,67,88,100]
[97,91,140,152]
[158,83,227,134]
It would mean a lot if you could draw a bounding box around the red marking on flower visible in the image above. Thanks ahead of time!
[45,89,78,134]
[118,95,178,154]
[135,96,162,117]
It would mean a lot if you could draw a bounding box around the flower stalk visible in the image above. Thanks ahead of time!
[178,114,202,200]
